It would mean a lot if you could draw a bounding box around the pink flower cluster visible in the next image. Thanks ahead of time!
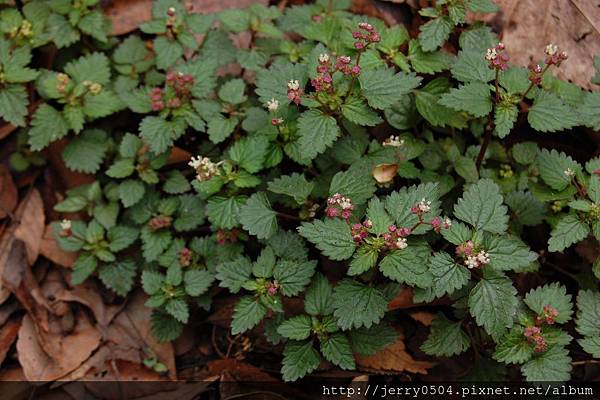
[430,216,451,233]
[287,80,302,105]
[485,43,509,71]
[352,22,380,50]
[528,64,543,85]
[410,198,432,217]
[179,247,192,267]
[351,220,373,243]
[455,240,490,269]
[149,71,194,111]
[325,193,354,220]
[334,55,361,76]
[544,44,568,66]
[266,281,279,295]
[312,54,334,93]
[216,228,239,245]
[148,215,172,231]
[383,224,411,250]
[536,305,559,325]
[524,326,547,353]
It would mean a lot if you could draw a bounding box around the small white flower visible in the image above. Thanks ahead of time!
[396,237,408,250]
[444,217,452,227]
[485,48,497,61]
[338,197,352,210]
[189,156,219,181]
[465,255,479,269]
[266,98,279,112]
[60,219,72,231]
[382,135,404,148]
[476,250,490,266]
[287,79,300,90]
[545,43,558,56]
[417,198,432,213]
[319,53,330,63]
[564,168,575,178]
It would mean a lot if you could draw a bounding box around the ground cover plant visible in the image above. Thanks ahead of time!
[0,0,599,393]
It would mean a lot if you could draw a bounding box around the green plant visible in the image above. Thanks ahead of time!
[3,0,599,383]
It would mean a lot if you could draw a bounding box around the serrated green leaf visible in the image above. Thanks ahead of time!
[154,36,183,70]
[359,67,421,110]
[296,109,340,160]
[281,340,321,382]
[349,323,397,356]
[140,225,171,262]
[483,234,538,272]
[379,240,433,288]
[469,268,518,340]
[298,218,355,261]
[277,315,312,340]
[528,91,579,133]
[274,259,316,297]
[267,173,314,205]
[537,148,581,191]
[206,195,245,229]
[341,97,383,126]
[304,273,334,316]
[215,256,253,293]
[521,346,571,382]
[71,253,98,285]
[99,260,136,297]
[28,104,70,151]
[421,313,470,357]
[184,269,214,296]
[320,332,355,369]
[384,182,440,234]
[548,214,589,252]
[524,283,573,324]
[119,179,145,208]
[151,311,183,342]
[139,116,186,154]
[232,296,267,334]
[62,129,108,173]
[238,192,278,240]
[329,168,376,206]
[438,82,492,118]
[454,179,508,234]
[493,326,534,364]
[451,50,495,83]
[218,78,247,104]
[0,85,28,126]
[228,135,269,173]
[418,16,453,52]
[332,279,387,330]
[428,252,470,298]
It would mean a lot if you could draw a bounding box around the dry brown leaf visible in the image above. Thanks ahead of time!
[14,189,45,265]
[16,311,102,381]
[372,163,398,184]
[0,165,17,220]
[104,0,268,36]
[166,147,192,166]
[55,279,123,328]
[387,286,415,310]
[408,310,435,326]
[469,0,600,89]
[355,329,434,374]
[39,224,78,268]
[104,291,177,380]
[207,359,277,382]
[0,317,21,367]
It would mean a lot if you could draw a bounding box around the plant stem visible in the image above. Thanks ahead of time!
[475,70,500,171]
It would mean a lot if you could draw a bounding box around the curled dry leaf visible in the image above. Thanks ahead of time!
[16,310,102,381]
[0,165,17,220]
[13,189,45,266]
[387,286,415,310]
[208,359,277,382]
[372,163,398,184]
[0,317,22,367]
[408,310,435,326]
[355,329,435,374]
